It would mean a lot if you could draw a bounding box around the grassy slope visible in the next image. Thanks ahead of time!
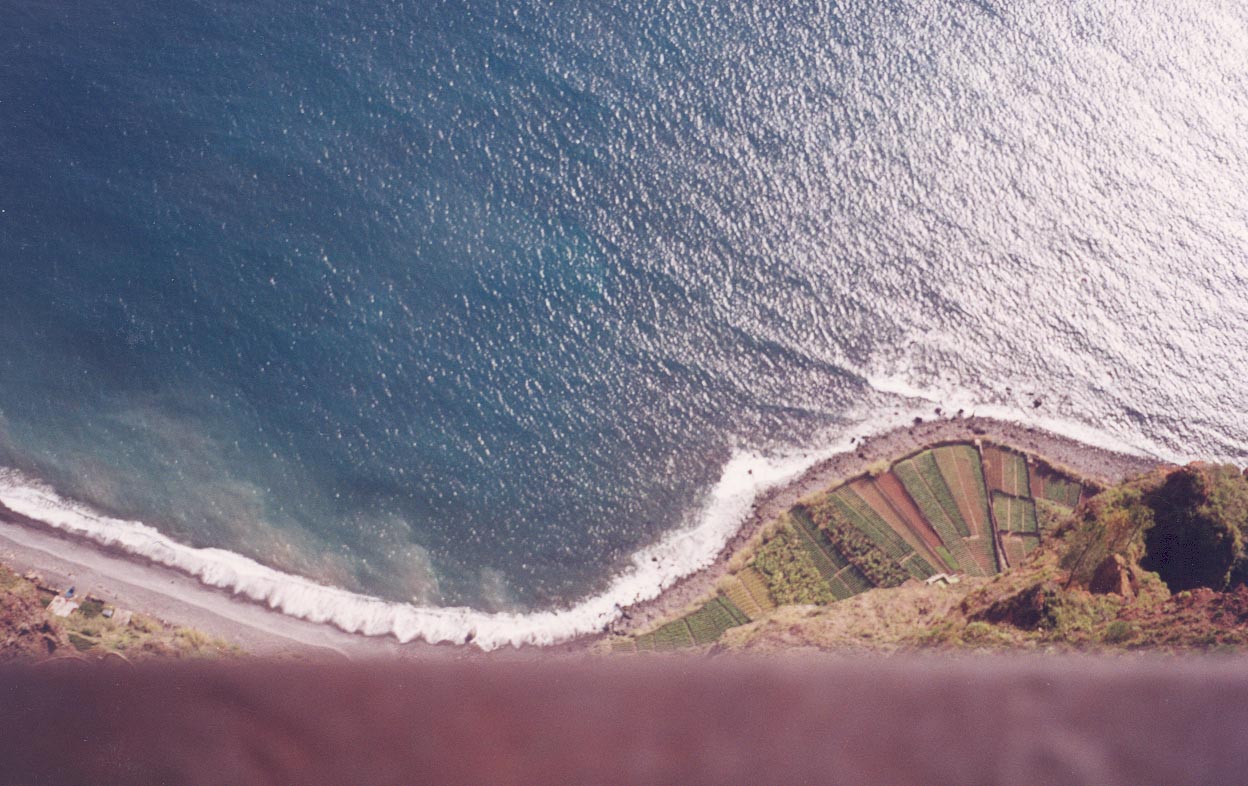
[716,546,1184,655]
[615,450,1248,657]
[0,563,239,662]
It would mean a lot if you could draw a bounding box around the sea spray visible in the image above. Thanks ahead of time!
[0,447,831,650]
[861,373,1187,464]
[0,396,1176,650]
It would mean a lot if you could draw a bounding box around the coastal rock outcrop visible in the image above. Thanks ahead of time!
[1089,554,1139,599]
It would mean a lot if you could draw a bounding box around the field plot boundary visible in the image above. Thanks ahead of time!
[933,445,991,537]
[868,474,952,570]
[983,444,1032,498]
[992,491,1038,534]
[893,458,984,576]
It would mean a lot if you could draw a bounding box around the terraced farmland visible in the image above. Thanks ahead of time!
[984,445,1031,497]
[1001,534,1040,568]
[721,571,770,619]
[615,440,1089,652]
[848,478,949,574]
[1029,463,1083,510]
[685,597,749,644]
[893,455,985,576]
[993,492,1038,534]
[933,446,991,536]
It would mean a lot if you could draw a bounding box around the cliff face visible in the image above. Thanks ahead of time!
[622,457,1248,656]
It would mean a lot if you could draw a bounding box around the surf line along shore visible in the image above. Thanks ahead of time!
[0,503,459,660]
[0,416,1161,655]
[604,415,1163,640]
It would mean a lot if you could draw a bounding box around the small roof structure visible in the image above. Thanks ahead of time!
[924,573,962,587]
[47,596,80,618]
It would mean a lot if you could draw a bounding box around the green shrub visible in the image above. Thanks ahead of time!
[805,500,908,588]
[67,632,96,652]
[1141,465,1248,591]
[752,523,835,606]
[1062,480,1157,585]
[1102,620,1136,644]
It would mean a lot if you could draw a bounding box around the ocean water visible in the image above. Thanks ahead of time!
[1,0,1246,648]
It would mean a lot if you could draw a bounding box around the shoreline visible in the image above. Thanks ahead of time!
[0,415,1165,657]
[0,507,463,661]
[603,415,1165,640]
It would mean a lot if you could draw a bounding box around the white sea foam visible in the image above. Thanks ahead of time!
[860,372,1194,463]
[0,396,1178,651]
[0,445,832,651]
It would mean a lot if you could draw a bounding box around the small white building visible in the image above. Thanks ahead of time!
[47,596,80,618]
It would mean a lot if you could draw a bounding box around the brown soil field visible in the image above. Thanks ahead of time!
[847,478,949,572]
[873,472,949,562]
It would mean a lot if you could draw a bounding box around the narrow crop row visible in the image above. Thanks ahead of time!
[1043,476,1082,509]
[1003,537,1028,569]
[1002,532,1040,568]
[653,619,695,650]
[684,597,748,645]
[722,575,765,619]
[751,520,837,606]
[933,445,991,537]
[968,536,999,574]
[892,462,983,576]
[914,452,972,537]
[790,508,850,581]
[827,488,915,561]
[836,563,873,595]
[992,492,1038,534]
[986,445,1031,498]
[738,567,776,612]
[899,552,938,580]
[806,502,908,588]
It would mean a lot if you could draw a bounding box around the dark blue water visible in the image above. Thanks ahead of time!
[2,0,1246,631]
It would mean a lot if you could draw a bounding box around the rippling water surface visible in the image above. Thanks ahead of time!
[0,0,1245,645]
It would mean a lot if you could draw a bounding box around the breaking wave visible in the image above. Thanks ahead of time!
[0,446,830,650]
[0,394,1174,650]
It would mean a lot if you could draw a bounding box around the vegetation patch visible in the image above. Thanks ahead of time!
[803,500,909,588]
[1141,464,1248,591]
[933,445,991,535]
[984,445,1031,497]
[0,567,237,662]
[616,444,1248,658]
[751,520,836,606]
[78,599,105,619]
[993,492,1038,534]
[67,632,96,652]
[894,459,982,576]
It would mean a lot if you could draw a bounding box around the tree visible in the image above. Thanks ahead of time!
[1140,465,1248,591]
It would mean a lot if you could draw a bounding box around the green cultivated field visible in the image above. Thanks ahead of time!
[739,568,775,611]
[1044,476,1082,509]
[933,445,991,531]
[614,441,1092,653]
[993,492,1038,534]
[722,575,764,619]
[998,449,1031,497]
[829,488,914,562]
[894,459,983,576]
